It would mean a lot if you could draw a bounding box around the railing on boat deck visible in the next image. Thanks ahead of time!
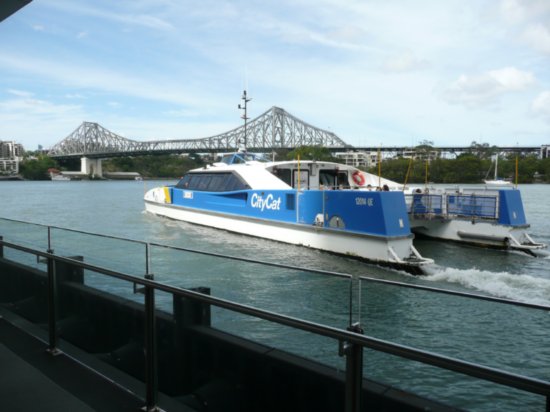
[0,217,549,412]
[406,192,499,220]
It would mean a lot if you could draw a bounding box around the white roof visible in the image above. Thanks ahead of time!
[195,162,291,190]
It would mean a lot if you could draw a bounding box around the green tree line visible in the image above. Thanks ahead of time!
[18,153,204,180]
[369,154,550,184]
[101,154,204,178]
[16,148,550,183]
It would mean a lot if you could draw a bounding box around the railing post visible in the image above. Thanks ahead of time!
[46,227,60,355]
[343,323,364,412]
[144,242,158,411]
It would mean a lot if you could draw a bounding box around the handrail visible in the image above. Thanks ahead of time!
[1,237,549,402]
[1,216,549,312]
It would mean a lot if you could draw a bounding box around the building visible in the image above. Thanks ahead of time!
[0,141,25,174]
[541,145,550,159]
[334,151,380,169]
[400,149,441,161]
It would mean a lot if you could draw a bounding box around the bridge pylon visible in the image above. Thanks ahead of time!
[81,157,103,178]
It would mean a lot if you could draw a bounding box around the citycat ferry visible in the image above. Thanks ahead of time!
[144,152,434,274]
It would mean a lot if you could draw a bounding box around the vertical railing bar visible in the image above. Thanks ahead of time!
[144,242,158,411]
[357,277,362,326]
[46,226,60,356]
[47,225,52,252]
[145,242,150,275]
[0,235,4,258]
[344,322,364,412]
[348,276,353,327]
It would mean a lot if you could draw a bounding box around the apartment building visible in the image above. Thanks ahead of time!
[0,141,25,174]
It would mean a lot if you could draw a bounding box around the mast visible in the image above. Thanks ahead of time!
[494,154,498,180]
[238,90,251,150]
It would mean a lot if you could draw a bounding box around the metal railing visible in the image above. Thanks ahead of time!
[406,193,499,220]
[0,219,549,411]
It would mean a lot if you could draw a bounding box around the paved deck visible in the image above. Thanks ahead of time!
[0,316,145,411]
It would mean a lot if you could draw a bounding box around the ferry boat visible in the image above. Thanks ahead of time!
[144,152,434,274]
[405,186,547,256]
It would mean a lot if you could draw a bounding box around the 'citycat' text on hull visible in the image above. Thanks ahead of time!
[144,152,434,275]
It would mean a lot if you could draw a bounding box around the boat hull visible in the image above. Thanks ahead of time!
[410,217,546,255]
[407,189,547,255]
[145,199,431,274]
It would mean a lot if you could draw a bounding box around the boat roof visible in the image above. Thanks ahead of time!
[191,156,402,191]
[192,162,292,190]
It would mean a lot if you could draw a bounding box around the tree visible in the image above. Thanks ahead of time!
[539,158,550,183]
[102,154,204,178]
[469,141,497,159]
[286,146,337,161]
[20,156,58,180]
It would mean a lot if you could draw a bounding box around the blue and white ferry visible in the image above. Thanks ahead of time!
[144,152,434,274]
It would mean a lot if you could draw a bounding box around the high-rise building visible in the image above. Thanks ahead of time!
[0,141,25,174]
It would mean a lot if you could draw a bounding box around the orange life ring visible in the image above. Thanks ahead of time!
[352,171,365,186]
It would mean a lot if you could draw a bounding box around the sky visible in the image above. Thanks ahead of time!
[1,0,549,151]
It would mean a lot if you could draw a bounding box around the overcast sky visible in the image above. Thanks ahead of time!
[1,0,549,150]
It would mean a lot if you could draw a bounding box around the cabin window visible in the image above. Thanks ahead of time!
[197,175,212,190]
[187,174,202,189]
[319,170,349,189]
[208,174,227,192]
[319,170,336,189]
[337,172,349,188]
[175,175,191,188]
[272,168,292,186]
[175,172,249,192]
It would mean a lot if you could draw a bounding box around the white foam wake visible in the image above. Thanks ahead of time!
[423,266,550,307]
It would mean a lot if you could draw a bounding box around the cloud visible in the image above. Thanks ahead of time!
[499,0,550,24]
[65,93,86,99]
[45,2,175,31]
[0,52,201,107]
[383,51,429,73]
[522,24,550,54]
[441,67,535,106]
[0,90,85,148]
[7,89,34,98]
[489,67,535,90]
[0,91,82,116]
[532,91,550,121]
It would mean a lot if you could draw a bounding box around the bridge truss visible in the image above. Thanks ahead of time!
[48,106,350,158]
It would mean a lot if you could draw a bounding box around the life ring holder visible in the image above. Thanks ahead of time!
[352,171,365,186]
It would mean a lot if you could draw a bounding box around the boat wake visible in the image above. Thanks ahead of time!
[422,265,550,307]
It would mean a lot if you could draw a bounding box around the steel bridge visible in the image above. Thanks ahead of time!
[48,106,350,159]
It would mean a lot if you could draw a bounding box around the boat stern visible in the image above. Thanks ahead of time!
[385,238,435,275]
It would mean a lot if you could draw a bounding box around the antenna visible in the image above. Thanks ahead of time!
[238,90,251,150]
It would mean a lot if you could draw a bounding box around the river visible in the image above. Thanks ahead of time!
[1,180,549,411]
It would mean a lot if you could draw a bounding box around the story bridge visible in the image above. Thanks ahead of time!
[49,106,349,158]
